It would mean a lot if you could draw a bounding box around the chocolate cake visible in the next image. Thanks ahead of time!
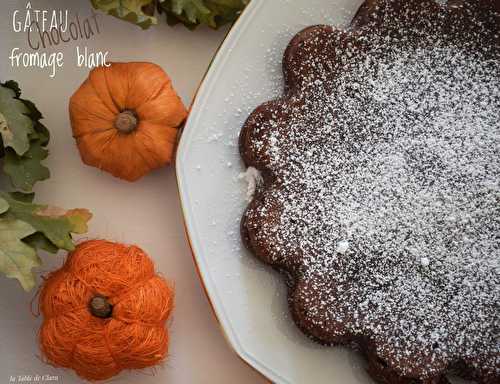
[239,1,500,383]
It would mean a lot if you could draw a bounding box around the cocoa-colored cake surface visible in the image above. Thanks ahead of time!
[239,1,500,383]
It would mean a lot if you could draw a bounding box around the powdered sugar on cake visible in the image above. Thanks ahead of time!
[242,2,500,378]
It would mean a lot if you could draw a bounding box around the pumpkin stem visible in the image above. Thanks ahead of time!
[115,110,138,134]
[89,295,113,318]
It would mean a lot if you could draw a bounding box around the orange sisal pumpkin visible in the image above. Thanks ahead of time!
[69,62,187,181]
[39,240,174,381]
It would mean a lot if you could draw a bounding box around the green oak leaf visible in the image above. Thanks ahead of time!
[5,80,51,146]
[0,218,40,291]
[8,192,34,203]
[161,0,248,29]
[23,232,59,254]
[3,141,50,192]
[90,0,247,29]
[20,95,50,146]
[0,197,9,214]
[0,82,35,156]
[2,81,22,97]
[0,192,92,251]
[31,122,50,146]
[169,0,211,24]
[91,0,158,29]
[0,81,92,292]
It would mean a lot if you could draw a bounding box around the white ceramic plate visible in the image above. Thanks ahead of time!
[176,0,374,383]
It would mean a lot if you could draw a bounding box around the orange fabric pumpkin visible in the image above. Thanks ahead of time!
[69,62,187,181]
[39,240,174,381]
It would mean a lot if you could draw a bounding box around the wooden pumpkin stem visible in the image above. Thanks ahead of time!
[89,295,113,318]
[115,110,138,134]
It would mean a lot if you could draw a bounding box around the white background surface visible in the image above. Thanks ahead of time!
[0,1,266,383]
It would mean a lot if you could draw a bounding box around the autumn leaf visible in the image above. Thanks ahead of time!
[3,141,50,192]
[0,81,92,292]
[65,209,94,234]
[169,0,211,24]
[23,232,59,254]
[0,82,35,156]
[0,218,40,291]
[0,197,9,214]
[91,0,248,29]
[0,193,92,251]
[0,81,51,191]
[8,191,34,203]
[91,0,158,29]
[161,0,248,28]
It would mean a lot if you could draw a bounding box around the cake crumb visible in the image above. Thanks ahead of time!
[239,167,263,202]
